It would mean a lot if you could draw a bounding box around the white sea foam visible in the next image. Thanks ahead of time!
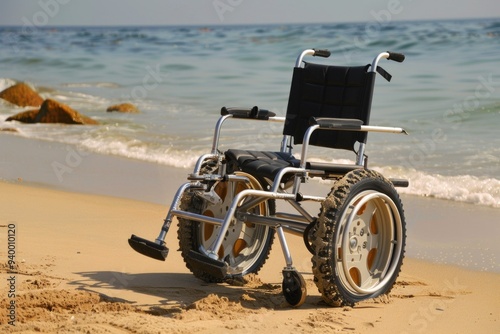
[311,158,500,208]
[101,146,499,208]
[394,171,499,208]
[374,166,499,208]
[78,137,199,169]
[61,82,121,88]
[0,78,17,92]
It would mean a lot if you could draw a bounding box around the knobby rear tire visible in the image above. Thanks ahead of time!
[312,169,406,306]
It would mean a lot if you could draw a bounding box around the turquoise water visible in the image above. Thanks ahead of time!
[0,19,499,207]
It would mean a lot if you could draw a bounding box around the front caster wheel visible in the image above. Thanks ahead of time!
[312,169,406,307]
[282,269,307,307]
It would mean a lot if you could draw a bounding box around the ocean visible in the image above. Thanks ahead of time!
[0,18,499,208]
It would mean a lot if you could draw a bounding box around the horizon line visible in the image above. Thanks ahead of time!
[0,16,497,29]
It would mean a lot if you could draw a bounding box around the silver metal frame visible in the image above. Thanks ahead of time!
[153,50,407,268]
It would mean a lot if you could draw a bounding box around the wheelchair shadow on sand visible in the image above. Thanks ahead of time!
[68,270,366,314]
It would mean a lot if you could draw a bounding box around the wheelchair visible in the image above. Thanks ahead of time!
[129,48,408,307]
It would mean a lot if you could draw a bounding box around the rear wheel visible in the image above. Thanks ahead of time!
[178,171,275,282]
[312,169,406,306]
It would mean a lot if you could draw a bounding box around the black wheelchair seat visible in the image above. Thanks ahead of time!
[225,149,300,182]
[225,149,365,182]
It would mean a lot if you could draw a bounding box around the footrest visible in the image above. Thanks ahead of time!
[128,234,169,261]
[188,250,228,279]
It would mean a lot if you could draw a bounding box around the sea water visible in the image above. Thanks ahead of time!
[0,19,499,207]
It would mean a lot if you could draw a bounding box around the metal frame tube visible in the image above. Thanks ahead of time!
[171,209,223,226]
[211,114,232,154]
[275,212,311,223]
[155,182,195,244]
[356,142,366,166]
[371,52,390,72]
[239,212,309,234]
[299,124,320,168]
[285,199,316,221]
[204,188,295,256]
[212,115,286,154]
[280,135,292,153]
[276,226,293,267]
[270,167,307,192]
[295,49,315,68]
[237,196,269,212]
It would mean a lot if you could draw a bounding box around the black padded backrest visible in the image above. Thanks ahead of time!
[283,62,376,151]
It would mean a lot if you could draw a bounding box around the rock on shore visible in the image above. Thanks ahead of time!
[106,103,140,113]
[6,99,98,125]
[0,83,44,107]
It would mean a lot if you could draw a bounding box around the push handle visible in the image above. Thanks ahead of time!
[221,106,253,118]
[296,48,330,67]
[387,51,405,63]
[313,49,331,58]
[221,106,276,120]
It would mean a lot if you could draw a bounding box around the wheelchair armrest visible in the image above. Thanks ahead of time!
[309,117,363,130]
[308,117,407,135]
[221,106,276,120]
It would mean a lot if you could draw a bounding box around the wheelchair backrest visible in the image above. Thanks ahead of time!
[283,62,376,152]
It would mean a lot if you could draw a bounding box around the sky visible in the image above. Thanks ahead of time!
[0,0,499,27]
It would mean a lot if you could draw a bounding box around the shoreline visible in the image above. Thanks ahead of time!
[1,133,499,273]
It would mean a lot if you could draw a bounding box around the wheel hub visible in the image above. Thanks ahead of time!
[349,236,358,250]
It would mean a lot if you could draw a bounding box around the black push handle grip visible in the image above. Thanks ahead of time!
[221,106,252,118]
[313,49,331,58]
[387,51,405,62]
[221,106,276,120]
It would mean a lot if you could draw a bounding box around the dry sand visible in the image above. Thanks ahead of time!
[0,179,499,334]
[0,134,499,333]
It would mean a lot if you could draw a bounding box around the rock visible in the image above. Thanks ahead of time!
[5,109,39,123]
[6,99,98,125]
[0,83,43,107]
[35,99,98,124]
[0,128,18,133]
[106,103,140,113]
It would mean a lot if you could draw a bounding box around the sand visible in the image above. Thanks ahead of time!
[0,134,499,333]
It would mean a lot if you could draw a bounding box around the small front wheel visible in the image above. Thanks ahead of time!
[312,169,406,306]
[282,270,307,307]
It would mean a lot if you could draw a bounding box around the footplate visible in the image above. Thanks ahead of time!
[128,234,169,261]
[188,250,229,279]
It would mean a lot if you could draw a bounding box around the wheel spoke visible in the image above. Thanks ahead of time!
[353,259,374,287]
[235,227,256,256]
[341,198,380,287]
[357,201,377,228]
[345,247,376,288]
[367,226,380,250]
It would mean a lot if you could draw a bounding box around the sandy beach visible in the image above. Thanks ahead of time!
[0,134,499,333]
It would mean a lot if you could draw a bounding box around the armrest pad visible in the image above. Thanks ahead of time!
[221,106,276,120]
[309,117,363,130]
